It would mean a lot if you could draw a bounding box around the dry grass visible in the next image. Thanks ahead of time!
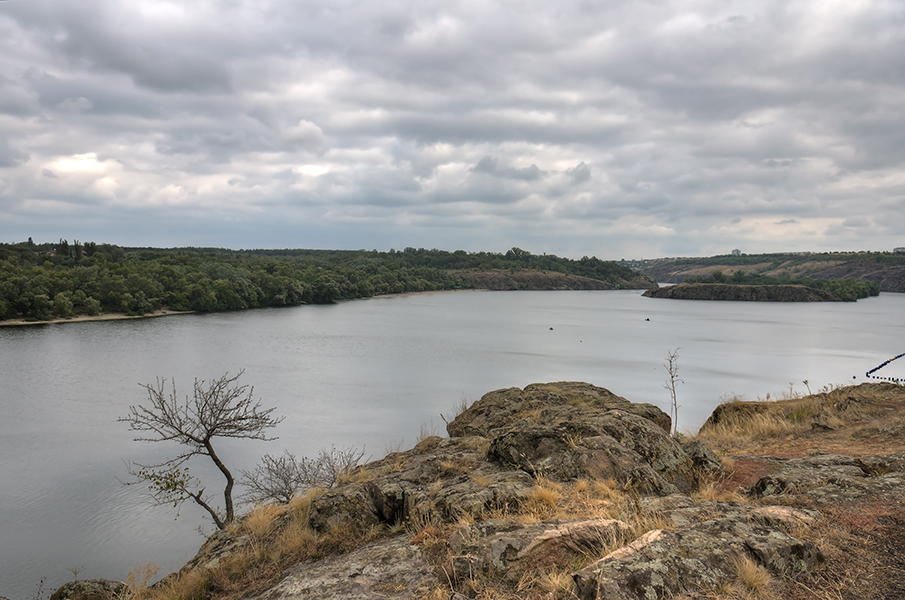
[694,479,747,503]
[417,421,440,443]
[335,465,374,484]
[694,383,905,457]
[119,563,159,600]
[510,477,640,529]
[688,383,905,600]
[535,570,576,596]
[242,503,287,538]
[734,555,772,597]
[438,458,471,476]
[441,395,473,426]
[528,479,563,509]
[775,499,905,600]
[145,568,210,600]
[470,472,492,487]
[139,486,387,600]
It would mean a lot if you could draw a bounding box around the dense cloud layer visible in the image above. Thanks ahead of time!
[1,0,903,257]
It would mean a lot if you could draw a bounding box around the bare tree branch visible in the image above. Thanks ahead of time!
[239,446,366,505]
[663,348,684,437]
[119,370,283,528]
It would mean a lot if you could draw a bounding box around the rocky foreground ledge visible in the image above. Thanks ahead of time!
[50,381,905,600]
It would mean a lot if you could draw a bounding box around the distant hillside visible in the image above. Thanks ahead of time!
[636,252,905,293]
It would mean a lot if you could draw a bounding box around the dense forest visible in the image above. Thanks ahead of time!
[681,270,881,301]
[0,240,641,321]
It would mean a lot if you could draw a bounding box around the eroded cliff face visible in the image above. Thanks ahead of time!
[452,270,656,291]
[54,382,905,600]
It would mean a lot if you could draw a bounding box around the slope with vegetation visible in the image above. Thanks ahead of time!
[635,251,905,293]
[0,241,653,322]
[51,380,905,600]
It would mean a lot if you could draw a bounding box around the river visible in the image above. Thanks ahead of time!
[1,289,903,598]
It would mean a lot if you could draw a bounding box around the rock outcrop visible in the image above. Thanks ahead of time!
[301,383,697,532]
[80,381,905,600]
[48,580,125,600]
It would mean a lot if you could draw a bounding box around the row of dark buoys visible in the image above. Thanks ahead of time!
[865,352,905,383]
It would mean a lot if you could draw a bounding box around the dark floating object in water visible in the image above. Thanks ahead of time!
[866,352,905,383]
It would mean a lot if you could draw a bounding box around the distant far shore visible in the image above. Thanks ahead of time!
[0,289,482,327]
[0,287,633,327]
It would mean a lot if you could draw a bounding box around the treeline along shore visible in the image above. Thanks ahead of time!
[0,241,652,323]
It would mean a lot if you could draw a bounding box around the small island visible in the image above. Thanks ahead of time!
[643,271,880,302]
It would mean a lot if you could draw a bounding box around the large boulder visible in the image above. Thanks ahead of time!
[306,435,538,531]
[49,580,125,600]
[302,383,704,533]
[447,382,671,437]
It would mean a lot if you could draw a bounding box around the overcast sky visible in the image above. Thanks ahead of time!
[1,0,903,259]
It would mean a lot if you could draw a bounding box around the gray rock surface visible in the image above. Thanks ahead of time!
[448,517,633,583]
[744,453,905,503]
[48,580,125,600]
[247,535,438,600]
[573,500,824,600]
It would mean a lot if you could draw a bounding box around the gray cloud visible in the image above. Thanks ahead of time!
[471,156,544,181]
[1,0,904,257]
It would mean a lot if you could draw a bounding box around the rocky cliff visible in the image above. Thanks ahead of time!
[51,381,905,600]
[453,269,656,291]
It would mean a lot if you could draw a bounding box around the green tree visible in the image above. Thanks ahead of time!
[53,292,74,318]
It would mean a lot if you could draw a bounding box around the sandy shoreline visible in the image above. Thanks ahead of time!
[0,289,480,327]
[0,309,196,327]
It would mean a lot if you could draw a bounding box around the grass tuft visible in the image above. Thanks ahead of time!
[243,503,287,539]
[119,563,159,600]
[734,554,772,597]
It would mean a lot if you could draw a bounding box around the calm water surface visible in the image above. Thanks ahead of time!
[1,290,903,597]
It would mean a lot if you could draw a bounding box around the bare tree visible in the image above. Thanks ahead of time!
[240,445,366,505]
[663,348,683,436]
[119,371,283,529]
